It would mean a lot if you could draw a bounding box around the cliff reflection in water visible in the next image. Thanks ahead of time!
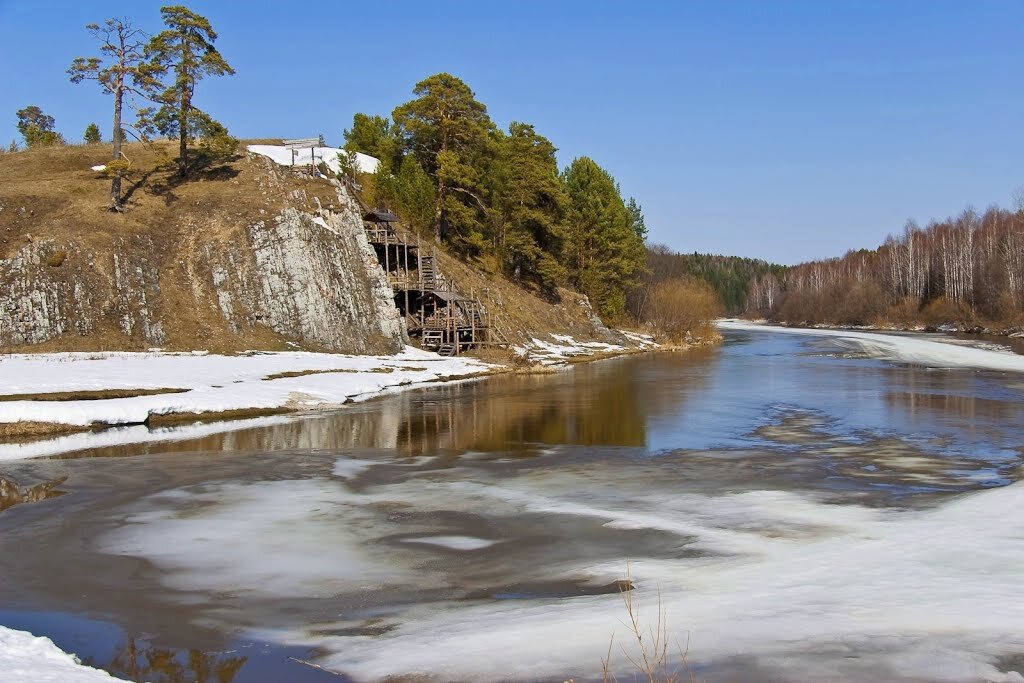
[0,474,66,513]
[53,352,713,461]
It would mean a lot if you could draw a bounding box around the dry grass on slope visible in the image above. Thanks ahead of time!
[0,139,339,258]
[0,140,348,354]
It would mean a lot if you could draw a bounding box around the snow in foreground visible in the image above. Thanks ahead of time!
[717,319,1024,373]
[0,347,493,461]
[247,144,379,175]
[0,626,127,682]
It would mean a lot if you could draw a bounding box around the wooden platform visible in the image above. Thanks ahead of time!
[341,181,492,355]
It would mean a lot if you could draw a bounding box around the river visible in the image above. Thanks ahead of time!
[2,324,1023,682]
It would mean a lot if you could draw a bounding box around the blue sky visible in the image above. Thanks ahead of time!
[1,0,1022,264]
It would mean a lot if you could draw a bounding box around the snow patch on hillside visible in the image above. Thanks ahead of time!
[247,144,379,175]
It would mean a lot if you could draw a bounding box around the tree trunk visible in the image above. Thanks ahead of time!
[433,180,445,243]
[110,79,124,212]
[432,134,449,243]
[178,104,188,176]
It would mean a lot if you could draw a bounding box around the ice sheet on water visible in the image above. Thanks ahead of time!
[98,479,421,598]
[399,535,498,551]
[331,457,376,480]
[292,480,1024,682]
[95,456,1024,682]
[0,348,493,461]
[0,416,294,462]
[717,320,1024,373]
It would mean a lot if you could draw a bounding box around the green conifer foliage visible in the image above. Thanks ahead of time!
[16,106,64,148]
[144,5,235,176]
[84,123,102,144]
[492,122,568,293]
[343,113,400,168]
[563,157,647,319]
[392,73,493,246]
[349,73,652,323]
[394,156,437,237]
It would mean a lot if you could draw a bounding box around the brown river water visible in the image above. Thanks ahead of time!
[2,326,1024,682]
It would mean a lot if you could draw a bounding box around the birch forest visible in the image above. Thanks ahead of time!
[746,199,1024,328]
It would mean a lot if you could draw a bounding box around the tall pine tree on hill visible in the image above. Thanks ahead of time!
[392,73,493,246]
[343,113,401,170]
[144,5,234,176]
[563,157,647,318]
[68,18,156,210]
[492,122,568,293]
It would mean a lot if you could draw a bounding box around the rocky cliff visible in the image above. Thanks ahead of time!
[0,145,406,354]
[0,141,624,356]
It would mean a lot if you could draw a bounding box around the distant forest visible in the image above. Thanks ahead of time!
[746,202,1024,329]
[629,245,784,317]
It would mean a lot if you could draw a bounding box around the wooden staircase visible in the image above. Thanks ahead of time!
[422,329,443,348]
[419,256,437,290]
[436,343,457,357]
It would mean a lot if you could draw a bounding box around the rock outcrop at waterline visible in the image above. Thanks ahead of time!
[0,152,406,354]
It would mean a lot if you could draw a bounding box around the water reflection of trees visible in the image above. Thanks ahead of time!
[104,637,246,683]
[61,354,714,459]
[886,365,1021,427]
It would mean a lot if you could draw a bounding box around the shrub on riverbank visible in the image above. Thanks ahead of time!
[642,277,723,343]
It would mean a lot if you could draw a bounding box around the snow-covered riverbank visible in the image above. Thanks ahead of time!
[0,626,128,682]
[716,319,1024,373]
[0,331,658,462]
[0,347,495,461]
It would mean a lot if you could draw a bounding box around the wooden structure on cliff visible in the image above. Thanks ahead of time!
[361,209,491,356]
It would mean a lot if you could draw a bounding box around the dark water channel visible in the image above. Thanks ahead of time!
[2,328,1024,682]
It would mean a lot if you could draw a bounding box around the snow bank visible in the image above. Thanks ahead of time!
[717,319,1024,373]
[0,626,128,682]
[0,347,493,461]
[516,333,631,365]
[247,144,379,175]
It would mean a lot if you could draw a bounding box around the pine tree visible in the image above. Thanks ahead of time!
[492,122,567,293]
[343,113,400,168]
[563,157,647,318]
[16,106,64,147]
[627,197,647,240]
[145,5,235,176]
[68,18,156,211]
[392,73,492,244]
[393,156,437,237]
[83,123,102,144]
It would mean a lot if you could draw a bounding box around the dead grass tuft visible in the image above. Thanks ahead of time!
[0,421,89,439]
[602,563,698,683]
[145,406,294,426]
[0,387,188,402]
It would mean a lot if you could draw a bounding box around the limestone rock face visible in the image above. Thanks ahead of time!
[208,188,407,353]
[0,184,407,353]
